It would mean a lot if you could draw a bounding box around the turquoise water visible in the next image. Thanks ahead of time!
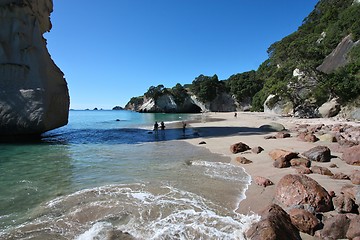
[0,110,257,239]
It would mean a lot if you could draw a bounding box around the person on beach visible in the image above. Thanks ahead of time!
[153,121,159,132]
[182,121,186,135]
[234,112,237,118]
[160,121,165,130]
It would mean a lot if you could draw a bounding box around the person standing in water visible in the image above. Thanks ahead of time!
[182,121,186,136]
[160,121,165,130]
[153,121,159,133]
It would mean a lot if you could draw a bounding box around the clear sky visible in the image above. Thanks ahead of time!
[45,0,319,110]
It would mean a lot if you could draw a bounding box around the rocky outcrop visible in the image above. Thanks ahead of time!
[317,34,359,74]
[0,0,69,137]
[264,94,293,116]
[125,91,238,113]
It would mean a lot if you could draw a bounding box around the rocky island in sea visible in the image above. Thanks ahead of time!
[0,0,69,138]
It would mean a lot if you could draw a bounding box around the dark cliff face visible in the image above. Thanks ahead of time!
[0,0,70,137]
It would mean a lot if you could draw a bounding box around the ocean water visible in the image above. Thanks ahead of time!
[0,110,258,240]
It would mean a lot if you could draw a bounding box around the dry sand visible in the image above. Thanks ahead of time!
[182,112,360,233]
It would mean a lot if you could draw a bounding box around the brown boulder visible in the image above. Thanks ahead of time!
[350,170,360,185]
[251,146,264,154]
[333,193,356,213]
[254,176,274,187]
[230,142,250,154]
[347,215,360,240]
[342,145,360,165]
[298,132,319,142]
[341,184,360,206]
[269,149,298,161]
[246,204,301,240]
[302,146,331,162]
[275,174,333,212]
[235,156,252,164]
[288,208,320,235]
[310,166,333,176]
[290,158,311,168]
[273,157,291,168]
[321,214,351,240]
[295,166,312,174]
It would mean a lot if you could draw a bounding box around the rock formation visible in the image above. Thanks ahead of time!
[0,0,69,137]
[317,34,359,74]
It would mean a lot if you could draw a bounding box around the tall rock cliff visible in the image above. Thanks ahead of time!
[0,0,69,137]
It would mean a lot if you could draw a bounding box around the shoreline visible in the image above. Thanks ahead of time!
[182,111,360,239]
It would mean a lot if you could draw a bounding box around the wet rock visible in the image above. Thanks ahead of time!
[275,174,333,212]
[350,170,360,185]
[269,149,298,161]
[254,176,274,187]
[230,142,250,154]
[320,214,351,240]
[288,208,320,235]
[251,146,264,154]
[302,146,331,162]
[310,166,333,176]
[198,141,206,145]
[246,204,301,240]
[235,156,252,164]
[290,158,311,168]
[333,193,356,213]
[342,145,360,166]
[346,215,360,240]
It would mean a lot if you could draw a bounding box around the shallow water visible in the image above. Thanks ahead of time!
[0,110,258,239]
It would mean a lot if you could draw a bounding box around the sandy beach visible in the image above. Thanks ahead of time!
[183,111,360,239]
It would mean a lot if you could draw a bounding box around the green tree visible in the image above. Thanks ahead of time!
[227,71,263,103]
[190,74,224,102]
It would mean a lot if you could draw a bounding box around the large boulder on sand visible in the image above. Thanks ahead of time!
[246,204,301,240]
[230,142,250,154]
[302,146,331,162]
[275,174,333,212]
[0,0,69,137]
[318,98,341,118]
[342,145,360,166]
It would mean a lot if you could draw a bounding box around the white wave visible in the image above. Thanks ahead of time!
[75,222,113,240]
[190,160,251,183]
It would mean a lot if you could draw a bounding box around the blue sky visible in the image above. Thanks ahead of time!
[45,0,319,110]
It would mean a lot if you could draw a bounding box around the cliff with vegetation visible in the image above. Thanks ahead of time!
[125,0,360,119]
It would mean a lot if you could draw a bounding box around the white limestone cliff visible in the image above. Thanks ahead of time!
[0,0,69,137]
